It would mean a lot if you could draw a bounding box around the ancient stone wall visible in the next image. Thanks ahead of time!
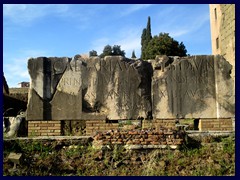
[26,55,152,121]
[25,55,235,135]
[26,56,83,120]
[152,55,234,119]
[81,56,153,119]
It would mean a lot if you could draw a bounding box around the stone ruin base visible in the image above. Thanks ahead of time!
[142,119,176,130]
[92,128,185,150]
[199,118,234,131]
[26,118,234,137]
[86,120,119,136]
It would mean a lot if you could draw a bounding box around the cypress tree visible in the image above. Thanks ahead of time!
[131,50,137,59]
[141,28,147,59]
[141,16,152,60]
[146,16,152,43]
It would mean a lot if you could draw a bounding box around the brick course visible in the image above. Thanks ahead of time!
[28,121,61,136]
[199,118,233,131]
[27,118,234,137]
[142,119,176,130]
[86,120,118,136]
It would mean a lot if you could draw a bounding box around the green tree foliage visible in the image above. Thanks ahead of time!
[141,16,152,59]
[131,50,137,59]
[112,45,125,56]
[144,33,187,59]
[100,45,125,58]
[141,28,147,59]
[178,42,188,57]
[146,16,152,42]
[100,45,112,58]
[141,16,187,60]
[89,50,98,57]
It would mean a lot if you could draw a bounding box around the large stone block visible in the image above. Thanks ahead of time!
[82,56,153,119]
[26,55,153,120]
[152,55,235,119]
[27,56,83,120]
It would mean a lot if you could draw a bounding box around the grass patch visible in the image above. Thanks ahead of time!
[3,134,235,176]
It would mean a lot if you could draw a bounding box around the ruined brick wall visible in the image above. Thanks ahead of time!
[142,120,176,130]
[9,87,29,94]
[28,121,61,136]
[86,120,119,136]
[92,128,186,149]
[9,88,29,102]
[27,118,233,137]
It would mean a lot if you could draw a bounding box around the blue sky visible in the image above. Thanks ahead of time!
[3,4,212,87]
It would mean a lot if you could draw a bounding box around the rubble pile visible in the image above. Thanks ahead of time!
[93,128,186,149]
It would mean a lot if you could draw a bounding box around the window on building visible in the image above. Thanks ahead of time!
[216,37,219,49]
[214,8,217,20]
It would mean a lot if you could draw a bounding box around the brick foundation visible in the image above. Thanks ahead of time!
[27,118,234,137]
[142,119,176,130]
[86,120,119,136]
[28,121,61,136]
[199,118,233,131]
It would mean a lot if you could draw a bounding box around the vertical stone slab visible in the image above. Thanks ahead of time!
[27,57,69,100]
[81,56,101,110]
[27,57,69,120]
[152,55,235,119]
[50,56,83,119]
[26,56,83,120]
[213,55,235,118]
[82,56,152,120]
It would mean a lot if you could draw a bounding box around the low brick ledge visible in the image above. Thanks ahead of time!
[186,130,234,137]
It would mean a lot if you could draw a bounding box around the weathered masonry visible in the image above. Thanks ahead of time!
[152,55,234,119]
[26,55,235,136]
[209,4,235,80]
[27,56,152,121]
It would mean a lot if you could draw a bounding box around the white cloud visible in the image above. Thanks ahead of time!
[191,13,210,31]
[120,4,152,16]
[90,37,110,55]
[169,29,189,37]
[3,49,50,87]
[114,31,142,58]
[118,38,141,58]
[153,7,210,39]
[91,27,142,58]
[4,58,30,87]
[3,4,70,25]
[171,13,210,39]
